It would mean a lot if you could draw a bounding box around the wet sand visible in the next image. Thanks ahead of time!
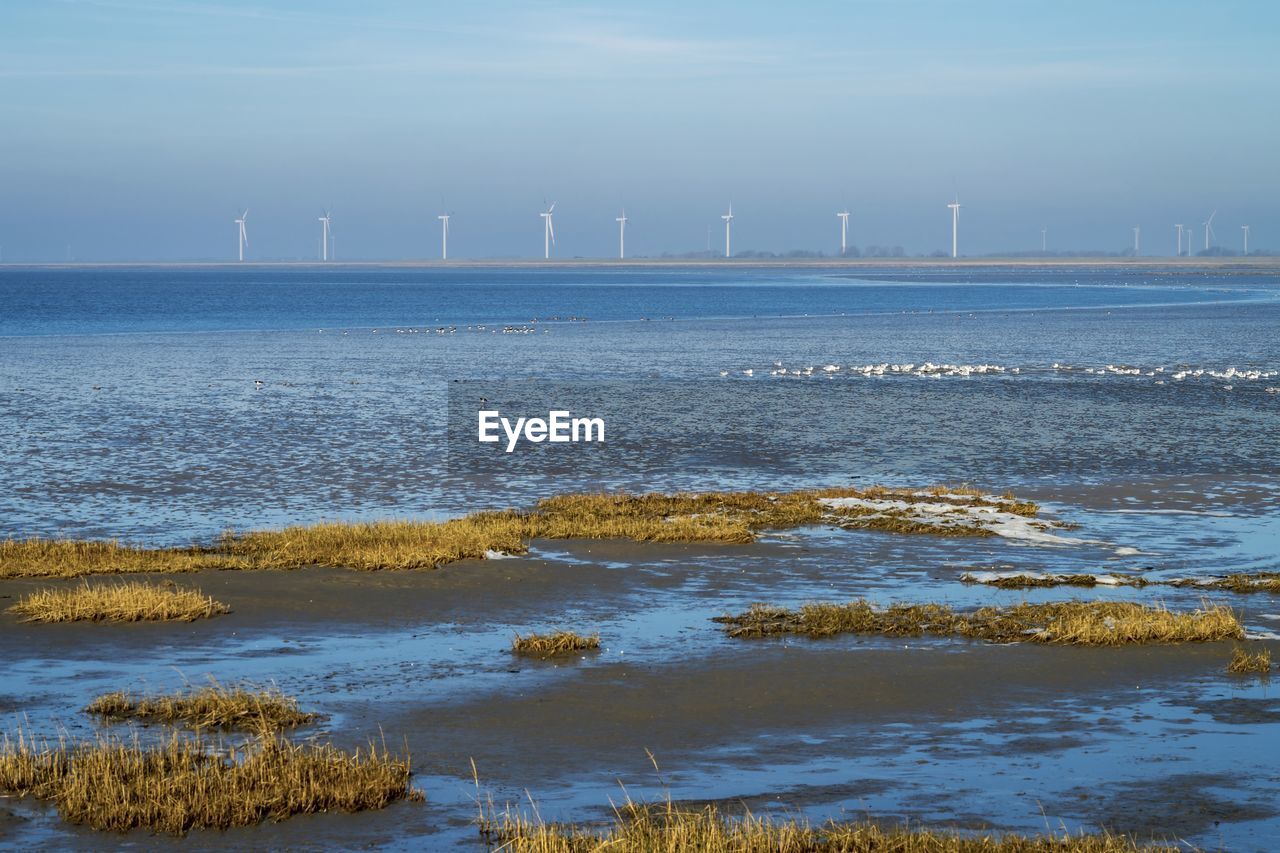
[3,534,1279,849]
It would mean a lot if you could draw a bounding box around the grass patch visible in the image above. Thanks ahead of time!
[480,799,1176,852]
[961,572,1148,589]
[1170,572,1280,594]
[7,581,229,623]
[1227,646,1272,675]
[0,485,1040,579]
[0,731,421,835]
[512,631,601,659]
[86,681,316,732]
[715,600,1244,646]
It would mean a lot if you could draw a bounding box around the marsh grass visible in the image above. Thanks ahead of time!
[511,631,601,659]
[962,573,1148,590]
[86,681,316,732]
[0,731,421,835]
[1227,646,1272,675]
[1171,572,1280,594]
[1,486,1038,579]
[480,798,1176,852]
[7,581,229,623]
[716,600,1244,646]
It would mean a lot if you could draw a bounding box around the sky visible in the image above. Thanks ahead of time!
[1,0,1277,261]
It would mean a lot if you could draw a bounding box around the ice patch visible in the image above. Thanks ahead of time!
[817,496,1089,547]
[1245,630,1280,641]
[484,549,518,560]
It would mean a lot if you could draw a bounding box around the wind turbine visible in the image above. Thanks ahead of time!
[721,203,734,258]
[318,210,333,261]
[1175,224,1184,257]
[1041,226,1047,253]
[541,202,556,259]
[836,210,850,256]
[1242,225,1250,256]
[438,214,450,260]
[1133,226,1141,255]
[234,209,248,262]
[616,209,628,260]
[1203,210,1216,252]
[947,197,961,258]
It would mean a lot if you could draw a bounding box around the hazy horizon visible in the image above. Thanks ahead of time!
[2,1,1276,261]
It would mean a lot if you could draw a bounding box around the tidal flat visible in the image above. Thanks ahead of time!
[2,265,1279,849]
[2,520,1279,849]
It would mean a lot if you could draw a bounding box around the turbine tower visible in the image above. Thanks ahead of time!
[318,210,333,261]
[836,210,850,256]
[234,209,248,262]
[1175,224,1184,257]
[1041,226,1047,253]
[721,203,734,259]
[947,198,961,258]
[1133,226,1141,255]
[1242,225,1250,255]
[616,210,628,260]
[438,214,450,260]
[1203,210,1216,252]
[540,202,556,260]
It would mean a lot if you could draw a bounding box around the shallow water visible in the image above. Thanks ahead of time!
[1,264,1279,849]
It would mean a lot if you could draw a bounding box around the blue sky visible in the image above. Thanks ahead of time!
[1,0,1276,260]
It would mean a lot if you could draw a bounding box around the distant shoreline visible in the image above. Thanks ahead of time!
[3,257,1279,272]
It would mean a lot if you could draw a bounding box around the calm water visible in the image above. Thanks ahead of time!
[2,265,1278,552]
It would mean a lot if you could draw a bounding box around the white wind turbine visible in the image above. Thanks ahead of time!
[541,202,556,259]
[1242,224,1250,255]
[438,214,450,260]
[947,197,961,258]
[318,210,333,261]
[616,209,628,260]
[234,209,248,262]
[836,210,850,256]
[1133,226,1141,255]
[1175,224,1184,257]
[1203,210,1216,252]
[721,203,734,258]
[1041,225,1047,253]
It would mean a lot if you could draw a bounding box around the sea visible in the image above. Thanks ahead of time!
[2,263,1280,849]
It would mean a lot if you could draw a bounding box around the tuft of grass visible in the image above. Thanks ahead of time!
[86,681,315,732]
[511,631,601,659]
[7,581,229,623]
[0,731,422,835]
[0,485,1040,579]
[1227,646,1272,675]
[961,572,1148,589]
[480,798,1177,852]
[716,599,1244,646]
[1170,572,1280,594]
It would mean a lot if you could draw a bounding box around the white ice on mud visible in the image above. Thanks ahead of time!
[817,496,1135,554]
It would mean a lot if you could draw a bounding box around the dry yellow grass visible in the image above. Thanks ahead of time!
[8,581,229,623]
[0,486,1037,579]
[717,600,1244,646]
[480,799,1177,852]
[1227,646,1272,675]
[511,631,601,658]
[0,731,421,835]
[86,681,316,732]
[1171,572,1280,594]
[962,573,1149,590]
